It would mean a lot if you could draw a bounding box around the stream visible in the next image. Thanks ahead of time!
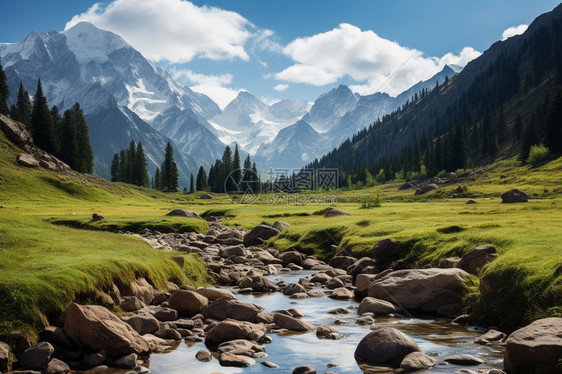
[147,270,505,374]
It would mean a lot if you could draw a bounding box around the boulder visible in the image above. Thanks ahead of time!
[122,314,160,335]
[466,199,477,204]
[119,278,155,304]
[18,342,54,371]
[91,213,104,221]
[218,353,255,367]
[279,251,303,266]
[63,303,149,357]
[217,339,266,358]
[0,342,11,373]
[329,256,357,270]
[273,313,314,331]
[250,275,276,292]
[316,326,340,339]
[293,366,316,374]
[39,327,73,349]
[272,221,290,231]
[203,296,262,321]
[196,287,236,301]
[168,290,208,316]
[358,297,399,315]
[372,238,401,265]
[205,319,266,348]
[0,114,33,148]
[165,209,201,218]
[328,287,354,300]
[368,268,470,316]
[346,257,377,280]
[219,245,246,258]
[415,183,438,195]
[399,352,436,371]
[504,317,562,373]
[149,306,178,322]
[325,277,344,289]
[323,207,350,217]
[355,274,378,297]
[310,273,332,284]
[16,153,39,168]
[354,327,421,367]
[443,354,484,365]
[282,283,307,296]
[195,350,212,362]
[114,353,138,369]
[120,296,146,312]
[457,245,497,274]
[399,182,415,190]
[43,358,70,374]
[243,225,280,246]
[501,189,528,203]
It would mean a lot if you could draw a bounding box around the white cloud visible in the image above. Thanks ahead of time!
[502,24,528,41]
[274,83,289,91]
[65,0,256,63]
[170,68,241,109]
[276,23,481,96]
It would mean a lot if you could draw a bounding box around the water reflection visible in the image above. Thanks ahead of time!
[147,270,504,373]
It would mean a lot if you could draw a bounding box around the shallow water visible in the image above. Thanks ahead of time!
[148,270,504,373]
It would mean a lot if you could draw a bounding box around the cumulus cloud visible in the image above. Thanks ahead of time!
[274,83,289,91]
[170,69,241,109]
[66,0,258,63]
[275,23,481,96]
[502,24,528,41]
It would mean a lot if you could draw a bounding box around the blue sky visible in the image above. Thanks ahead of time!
[1,0,560,107]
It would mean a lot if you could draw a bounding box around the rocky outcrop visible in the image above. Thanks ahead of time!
[63,303,150,357]
[16,153,39,167]
[354,327,421,368]
[368,268,470,316]
[504,317,562,373]
[415,183,438,195]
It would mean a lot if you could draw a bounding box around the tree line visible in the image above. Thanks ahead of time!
[110,141,149,187]
[194,144,260,193]
[0,58,94,173]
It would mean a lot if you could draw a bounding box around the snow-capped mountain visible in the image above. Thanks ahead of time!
[254,120,321,170]
[0,22,224,185]
[302,85,358,132]
[211,92,311,155]
[255,65,460,170]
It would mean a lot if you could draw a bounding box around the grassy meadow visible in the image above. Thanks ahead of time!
[0,128,561,336]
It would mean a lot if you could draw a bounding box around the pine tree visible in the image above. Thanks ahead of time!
[233,143,242,183]
[222,146,233,192]
[196,166,208,191]
[0,57,9,115]
[59,108,79,170]
[50,105,62,157]
[161,142,178,191]
[242,154,252,193]
[13,82,31,128]
[189,173,194,193]
[119,150,127,182]
[136,142,149,187]
[126,140,136,184]
[111,153,119,182]
[252,162,260,192]
[31,79,57,154]
[73,103,94,173]
[153,167,162,190]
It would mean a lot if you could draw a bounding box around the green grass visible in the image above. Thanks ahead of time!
[0,127,561,333]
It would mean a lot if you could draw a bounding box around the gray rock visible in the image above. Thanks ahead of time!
[293,366,316,374]
[358,297,399,315]
[415,183,438,195]
[114,353,138,369]
[42,358,70,374]
[262,361,279,368]
[272,221,290,231]
[282,283,307,296]
[372,238,401,265]
[439,257,461,268]
[243,225,280,246]
[168,290,208,316]
[322,207,350,217]
[165,209,201,218]
[501,189,528,203]
[195,350,212,362]
[354,327,421,367]
[399,352,436,371]
[203,296,262,321]
[443,354,485,365]
[18,342,54,370]
[458,245,497,274]
[16,153,39,168]
[218,353,255,367]
[0,342,11,373]
[504,317,562,373]
[200,193,213,199]
[91,213,104,221]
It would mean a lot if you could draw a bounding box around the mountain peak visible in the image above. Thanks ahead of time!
[64,22,129,64]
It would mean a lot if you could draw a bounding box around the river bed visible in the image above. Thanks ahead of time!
[147,270,505,374]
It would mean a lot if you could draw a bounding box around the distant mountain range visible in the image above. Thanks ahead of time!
[0,21,463,184]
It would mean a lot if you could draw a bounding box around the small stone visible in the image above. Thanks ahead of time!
[443,354,485,365]
[195,350,212,362]
[261,361,279,368]
[293,366,316,374]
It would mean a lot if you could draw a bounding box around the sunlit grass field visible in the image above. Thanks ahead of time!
[0,128,560,334]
